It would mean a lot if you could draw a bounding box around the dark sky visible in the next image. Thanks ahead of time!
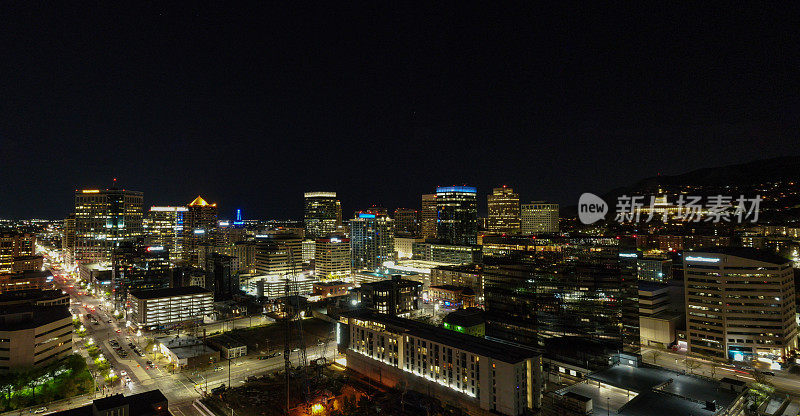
[1,3,799,220]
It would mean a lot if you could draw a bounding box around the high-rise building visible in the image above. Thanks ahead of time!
[420,194,437,240]
[350,212,395,270]
[205,253,236,301]
[436,186,478,245]
[487,186,520,234]
[393,208,420,237]
[112,245,171,311]
[62,214,75,268]
[304,192,341,239]
[254,232,303,276]
[147,206,188,261]
[684,248,798,360]
[315,237,351,280]
[520,202,559,234]
[182,196,217,267]
[0,233,36,273]
[73,188,144,265]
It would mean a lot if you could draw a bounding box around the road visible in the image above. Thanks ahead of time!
[640,346,800,393]
[38,255,338,416]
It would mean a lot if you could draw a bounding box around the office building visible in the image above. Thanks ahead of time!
[638,282,684,349]
[62,214,76,267]
[302,239,315,263]
[350,212,395,270]
[254,233,303,276]
[205,253,237,301]
[147,206,188,261]
[315,237,351,280]
[394,236,424,260]
[0,304,72,373]
[487,186,521,234]
[394,208,421,237]
[341,310,542,415]
[182,196,217,267]
[11,255,43,273]
[436,186,478,245]
[239,273,317,298]
[421,193,438,240]
[0,232,36,273]
[520,202,559,234]
[359,275,421,316]
[304,192,342,239]
[0,289,70,308]
[129,286,213,330]
[73,188,144,265]
[112,245,171,310]
[684,248,798,360]
[231,240,257,274]
[0,270,52,294]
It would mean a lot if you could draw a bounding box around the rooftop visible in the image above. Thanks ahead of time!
[443,307,484,327]
[188,195,216,207]
[130,285,211,300]
[344,309,538,363]
[209,334,246,349]
[685,247,790,265]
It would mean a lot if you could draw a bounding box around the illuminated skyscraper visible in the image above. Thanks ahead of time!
[182,196,217,267]
[436,186,478,245]
[147,206,188,261]
[350,212,395,270]
[304,192,342,239]
[315,236,351,280]
[487,186,520,234]
[393,208,420,237]
[420,194,437,240]
[0,233,36,273]
[63,214,75,268]
[73,188,144,265]
[520,202,559,234]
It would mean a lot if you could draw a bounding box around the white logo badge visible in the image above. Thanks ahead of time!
[578,193,608,224]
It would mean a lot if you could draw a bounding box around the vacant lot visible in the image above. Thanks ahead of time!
[223,317,335,354]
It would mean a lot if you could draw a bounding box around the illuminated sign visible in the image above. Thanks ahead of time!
[619,253,638,258]
[304,192,337,198]
[146,246,164,252]
[194,229,205,234]
[219,221,230,226]
[685,256,721,263]
[436,186,477,194]
[82,190,100,193]
[330,238,341,243]
[150,206,188,212]
[358,213,376,219]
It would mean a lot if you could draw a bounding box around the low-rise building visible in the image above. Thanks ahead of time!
[207,334,247,359]
[0,304,72,373]
[11,255,43,273]
[429,285,476,309]
[156,335,219,368]
[413,242,482,265]
[129,286,213,330]
[312,281,353,299]
[341,310,542,415]
[443,308,486,337]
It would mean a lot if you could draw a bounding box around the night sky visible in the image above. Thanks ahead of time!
[2,4,798,220]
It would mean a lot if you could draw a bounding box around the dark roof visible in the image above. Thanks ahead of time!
[93,394,129,411]
[208,334,246,349]
[93,390,168,414]
[0,305,70,331]
[686,247,790,265]
[563,392,591,402]
[129,285,211,300]
[343,309,539,363]
[314,280,348,286]
[361,276,421,289]
[443,308,484,327]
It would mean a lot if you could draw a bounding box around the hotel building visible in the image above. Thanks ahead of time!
[341,310,542,415]
[520,202,559,234]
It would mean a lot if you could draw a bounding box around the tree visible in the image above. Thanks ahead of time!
[649,349,662,364]
[684,358,702,374]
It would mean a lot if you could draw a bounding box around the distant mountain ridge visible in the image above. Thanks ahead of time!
[563,156,800,217]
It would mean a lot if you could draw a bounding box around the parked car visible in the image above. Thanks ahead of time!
[33,407,47,414]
